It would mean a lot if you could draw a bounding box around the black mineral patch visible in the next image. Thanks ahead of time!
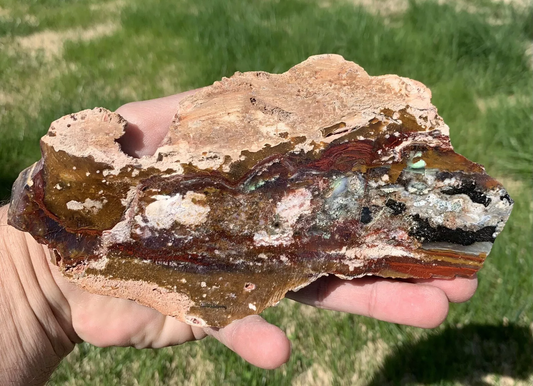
[442,181,491,207]
[385,199,406,215]
[500,192,513,205]
[409,214,495,246]
[360,207,372,224]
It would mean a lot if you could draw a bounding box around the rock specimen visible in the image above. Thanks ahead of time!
[8,55,513,327]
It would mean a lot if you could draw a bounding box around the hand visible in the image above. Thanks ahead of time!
[0,91,478,386]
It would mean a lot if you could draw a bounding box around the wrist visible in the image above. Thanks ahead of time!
[0,205,77,385]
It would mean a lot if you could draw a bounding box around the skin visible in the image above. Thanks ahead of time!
[0,91,478,385]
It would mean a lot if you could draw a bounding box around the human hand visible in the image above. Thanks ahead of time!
[0,90,477,386]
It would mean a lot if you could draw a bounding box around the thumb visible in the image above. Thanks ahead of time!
[115,90,199,157]
[206,315,291,369]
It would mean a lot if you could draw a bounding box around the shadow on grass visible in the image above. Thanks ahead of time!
[369,323,533,385]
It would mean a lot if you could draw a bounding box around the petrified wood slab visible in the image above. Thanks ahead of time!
[8,55,513,327]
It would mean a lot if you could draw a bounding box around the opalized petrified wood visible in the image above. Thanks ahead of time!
[8,55,513,327]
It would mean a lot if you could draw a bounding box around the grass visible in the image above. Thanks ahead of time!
[0,0,531,384]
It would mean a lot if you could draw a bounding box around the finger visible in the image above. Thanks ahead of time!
[48,262,204,348]
[69,290,201,349]
[412,275,478,303]
[206,315,291,369]
[115,90,199,157]
[287,277,449,329]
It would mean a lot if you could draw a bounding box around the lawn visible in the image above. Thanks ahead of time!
[0,0,532,384]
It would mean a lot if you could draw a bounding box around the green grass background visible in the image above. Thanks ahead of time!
[1,0,531,384]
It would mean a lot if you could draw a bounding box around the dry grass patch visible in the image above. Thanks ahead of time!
[16,23,120,60]
[0,6,38,27]
[475,93,530,114]
[313,0,408,17]
[179,349,216,386]
[349,0,408,16]
[0,6,10,18]
[89,0,127,14]
[482,374,533,386]
[350,338,393,384]
[495,0,533,8]
[320,0,531,18]
[292,362,334,386]
[0,90,14,105]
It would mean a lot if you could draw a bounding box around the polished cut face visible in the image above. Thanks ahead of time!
[9,55,513,327]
